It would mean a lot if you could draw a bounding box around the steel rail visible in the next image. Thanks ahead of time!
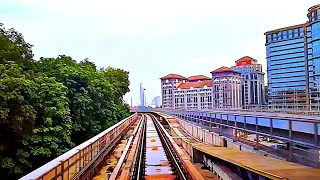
[133,114,147,180]
[108,115,144,179]
[149,114,188,180]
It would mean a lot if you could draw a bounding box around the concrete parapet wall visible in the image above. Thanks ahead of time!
[178,118,265,154]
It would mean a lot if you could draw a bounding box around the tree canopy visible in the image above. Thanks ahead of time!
[0,23,130,179]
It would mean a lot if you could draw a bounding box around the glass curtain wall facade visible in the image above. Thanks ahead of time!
[265,4,320,108]
[307,6,320,108]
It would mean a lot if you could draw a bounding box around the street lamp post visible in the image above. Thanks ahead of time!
[144,88,146,107]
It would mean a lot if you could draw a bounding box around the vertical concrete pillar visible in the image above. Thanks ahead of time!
[192,148,203,163]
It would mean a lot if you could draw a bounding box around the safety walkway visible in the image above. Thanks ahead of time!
[194,145,320,180]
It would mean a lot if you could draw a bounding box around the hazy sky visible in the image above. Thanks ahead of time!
[1,0,319,105]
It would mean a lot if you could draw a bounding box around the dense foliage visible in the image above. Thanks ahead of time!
[0,23,130,179]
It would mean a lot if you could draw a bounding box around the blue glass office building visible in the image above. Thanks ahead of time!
[307,5,320,107]
[265,4,320,107]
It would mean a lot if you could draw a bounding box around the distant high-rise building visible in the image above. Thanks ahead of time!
[154,96,161,107]
[211,67,242,108]
[160,74,186,108]
[232,56,265,106]
[140,83,145,106]
[265,4,320,107]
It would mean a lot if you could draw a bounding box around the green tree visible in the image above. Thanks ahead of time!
[0,23,130,179]
[35,56,130,144]
[0,23,33,64]
[0,62,73,178]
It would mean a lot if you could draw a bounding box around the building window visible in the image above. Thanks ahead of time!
[294,29,299,37]
[272,33,277,40]
[283,31,287,39]
[288,29,293,38]
[190,86,193,90]
[204,85,207,89]
[299,27,304,36]
[277,31,282,40]
[267,34,271,40]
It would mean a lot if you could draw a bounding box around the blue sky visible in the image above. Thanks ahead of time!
[1,0,319,105]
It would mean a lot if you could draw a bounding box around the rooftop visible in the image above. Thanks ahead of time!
[264,23,306,35]
[235,56,257,63]
[187,75,211,81]
[211,66,237,73]
[160,73,187,80]
[308,4,320,12]
[177,80,213,89]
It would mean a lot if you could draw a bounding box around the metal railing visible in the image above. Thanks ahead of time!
[20,113,138,180]
[132,105,320,116]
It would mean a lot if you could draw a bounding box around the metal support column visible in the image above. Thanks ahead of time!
[270,118,273,135]
[314,123,318,146]
[219,114,222,136]
[289,120,293,161]
[244,116,247,130]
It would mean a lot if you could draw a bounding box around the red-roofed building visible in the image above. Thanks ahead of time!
[187,75,211,82]
[177,80,213,89]
[160,74,187,108]
[235,56,257,66]
[161,64,245,109]
[211,66,237,73]
[211,66,242,108]
[232,56,265,106]
[160,74,187,80]
[174,80,213,109]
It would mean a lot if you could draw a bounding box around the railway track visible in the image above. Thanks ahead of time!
[94,113,203,180]
[132,113,203,180]
[150,114,188,180]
